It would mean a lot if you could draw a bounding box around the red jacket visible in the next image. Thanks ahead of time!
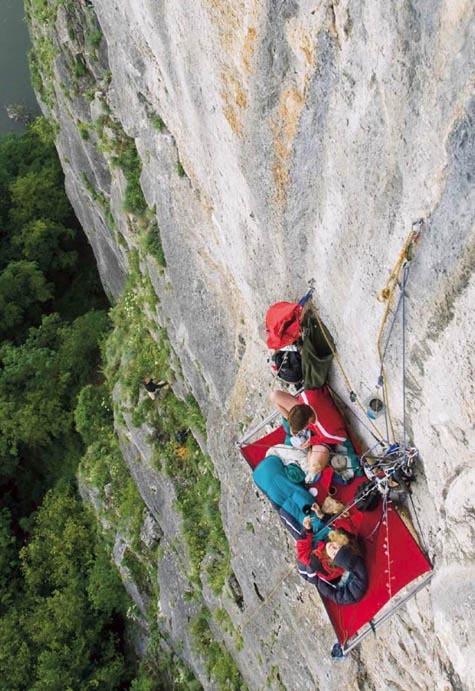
[297,387,347,447]
[295,532,345,581]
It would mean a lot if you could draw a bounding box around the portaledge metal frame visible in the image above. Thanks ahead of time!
[338,571,433,655]
[236,413,433,656]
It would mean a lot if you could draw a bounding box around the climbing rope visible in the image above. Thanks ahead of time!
[382,494,393,599]
[311,304,387,444]
[401,263,409,458]
[376,221,424,443]
[376,223,422,306]
[328,385,386,447]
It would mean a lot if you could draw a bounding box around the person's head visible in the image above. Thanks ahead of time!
[321,496,345,515]
[288,404,315,435]
[326,529,357,560]
[325,541,341,561]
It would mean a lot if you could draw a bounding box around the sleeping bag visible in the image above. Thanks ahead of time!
[252,455,329,539]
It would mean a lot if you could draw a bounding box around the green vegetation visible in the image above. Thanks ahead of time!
[26,0,61,24]
[177,160,186,177]
[73,56,88,79]
[91,113,149,217]
[0,120,133,687]
[131,616,203,691]
[77,386,145,549]
[113,137,147,215]
[0,119,203,689]
[87,27,103,49]
[2,28,239,678]
[214,609,244,651]
[191,608,245,691]
[78,120,90,140]
[150,113,165,132]
[93,250,239,686]
[26,0,107,109]
[0,486,129,690]
[142,221,166,267]
[102,259,230,595]
[81,172,115,230]
[266,665,287,691]
[25,0,61,108]
[76,370,203,690]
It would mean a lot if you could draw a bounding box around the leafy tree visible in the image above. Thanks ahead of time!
[0,120,141,690]
[0,119,57,235]
[0,486,129,690]
[0,311,109,473]
[12,219,77,273]
[0,609,33,689]
[0,260,52,340]
[0,509,17,611]
[8,165,71,228]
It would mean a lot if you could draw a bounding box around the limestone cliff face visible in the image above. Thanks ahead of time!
[29,0,474,688]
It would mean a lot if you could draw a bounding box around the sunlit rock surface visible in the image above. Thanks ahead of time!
[32,0,474,688]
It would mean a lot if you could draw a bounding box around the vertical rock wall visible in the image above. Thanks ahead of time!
[29,0,474,688]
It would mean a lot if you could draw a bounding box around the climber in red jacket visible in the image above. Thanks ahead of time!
[296,521,368,604]
[269,386,347,482]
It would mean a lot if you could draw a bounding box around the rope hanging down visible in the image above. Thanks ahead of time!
[310,301,386,444]
[376,221,424,443]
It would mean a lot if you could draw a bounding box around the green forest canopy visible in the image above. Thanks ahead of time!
[0,119,133,690]
[0,118,202,691]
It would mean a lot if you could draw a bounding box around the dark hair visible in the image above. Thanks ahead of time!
[288,404,314,435]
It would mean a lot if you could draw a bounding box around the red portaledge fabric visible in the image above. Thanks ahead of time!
[239,427,432,645]
[265,301,303,349]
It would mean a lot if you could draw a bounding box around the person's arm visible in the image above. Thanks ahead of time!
[307,444,331,474]
[295,523,314,565]
[316,548,368,604]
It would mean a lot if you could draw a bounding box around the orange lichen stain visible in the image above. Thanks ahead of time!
[300,31,315,67]
[221,68,248,136]
[272,87,305,204]
[223,104,242,135]
[203,2,262,135]
[242,25,257,73]
[270,18,317,204]
[285,20,316,74]
[203,0,244,52]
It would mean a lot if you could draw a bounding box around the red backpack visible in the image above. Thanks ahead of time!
[265,301,303,349]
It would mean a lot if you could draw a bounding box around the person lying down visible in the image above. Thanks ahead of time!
[269,386,348,484]
[296,522,368,605]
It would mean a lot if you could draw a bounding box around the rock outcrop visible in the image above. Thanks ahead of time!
[28,0,474,688]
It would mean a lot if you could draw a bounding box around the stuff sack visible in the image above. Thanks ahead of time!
[301,310,334,389]
[271,348,303,385]
[265,301,303,349]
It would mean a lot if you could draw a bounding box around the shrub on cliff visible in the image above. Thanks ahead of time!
[113,138,147,215]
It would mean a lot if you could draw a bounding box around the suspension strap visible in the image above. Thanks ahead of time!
[401,264,409,456]
[311,305,386,444]
[328,386,386,446]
